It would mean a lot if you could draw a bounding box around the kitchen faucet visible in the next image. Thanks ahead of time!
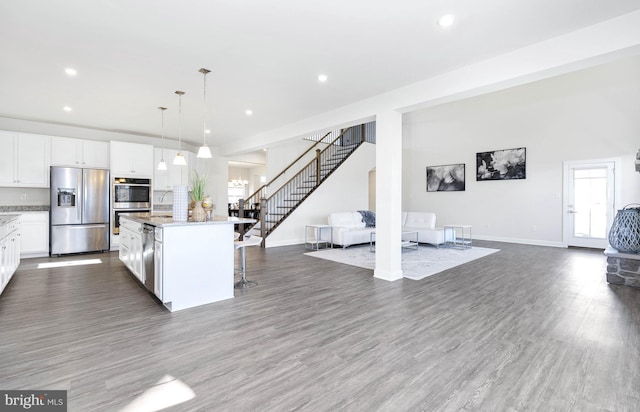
[159,190,171,203]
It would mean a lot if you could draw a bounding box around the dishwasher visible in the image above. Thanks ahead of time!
[141,223,155,292]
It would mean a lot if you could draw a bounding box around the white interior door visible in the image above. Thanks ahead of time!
[563,160,616,249]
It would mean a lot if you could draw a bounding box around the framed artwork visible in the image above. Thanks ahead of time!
[426,163,465,192]
[476,147,526,181]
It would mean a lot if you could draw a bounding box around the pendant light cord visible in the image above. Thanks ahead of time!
[203,71,207,145]
[178,94,182,151]
[160,107,165,159]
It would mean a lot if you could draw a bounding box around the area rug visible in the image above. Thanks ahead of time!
[304,245,499,280]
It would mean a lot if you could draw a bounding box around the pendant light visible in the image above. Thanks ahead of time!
[173,90,187,166]
[157,106,168,170]
[197,67,212,158]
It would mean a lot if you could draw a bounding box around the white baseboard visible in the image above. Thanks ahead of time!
[265,238,306,248]
[473,235,565,248]
[21,252,49,259]
[267,235,565,249]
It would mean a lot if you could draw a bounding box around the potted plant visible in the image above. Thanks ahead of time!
[190,171,207,222]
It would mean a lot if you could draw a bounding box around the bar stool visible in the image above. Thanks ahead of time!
[234,235,262,289]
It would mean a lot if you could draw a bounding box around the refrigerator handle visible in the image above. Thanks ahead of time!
[77,168,83,222]
[64,224,107,230]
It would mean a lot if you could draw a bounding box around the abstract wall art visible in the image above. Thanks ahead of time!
[476,147,526,181]
[426,163,465,192]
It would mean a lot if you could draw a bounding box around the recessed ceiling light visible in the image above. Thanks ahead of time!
[245,109,253,116]
[63,106,72,112]
[205,129,211,134]
[437,14,456,28]
[65,68,77,76]
[318,74,328,83]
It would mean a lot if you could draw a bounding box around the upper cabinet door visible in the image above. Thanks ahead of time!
[17,134,50,187]
[153,148,170,190]
[52,137,109,169]
[0,131,18,186]
[51,136,81,166]
[0,132,50,188]
[110,141,153,178]
[81,140,109,169]
[153,148,192,190]
[133,143,154,177]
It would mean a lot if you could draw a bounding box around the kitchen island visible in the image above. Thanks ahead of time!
[119,214,255,312]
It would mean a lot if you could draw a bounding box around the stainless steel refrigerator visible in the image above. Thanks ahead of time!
[50,167,110,255]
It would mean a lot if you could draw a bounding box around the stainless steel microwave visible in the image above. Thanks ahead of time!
[112,177,151,209]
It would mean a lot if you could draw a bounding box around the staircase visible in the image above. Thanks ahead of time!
[241,123,374,240]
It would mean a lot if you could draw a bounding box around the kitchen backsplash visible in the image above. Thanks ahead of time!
[153,190,174,205]
[0,188,49,206]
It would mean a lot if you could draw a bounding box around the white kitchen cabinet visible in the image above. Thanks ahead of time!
[118,217,143,282]
[0,131,50,187]
[154,231,163,300]
[0,216,20,296]
[19,212,49,258]
[188,151,206,179]
[118,227,131,269]
[0,212,49,258]
[153,148,205,191]
[154,148,187,190]
[51,136,109,169]
[110,141,154,178]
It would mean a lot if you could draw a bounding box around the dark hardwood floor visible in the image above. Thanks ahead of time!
[0,241,638,411]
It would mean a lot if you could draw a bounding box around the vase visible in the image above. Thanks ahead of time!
[192,200,206,222]
[609,204,640,253]
[173,185,188,222]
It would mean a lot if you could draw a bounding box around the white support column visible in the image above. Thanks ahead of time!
[374,110,403,281]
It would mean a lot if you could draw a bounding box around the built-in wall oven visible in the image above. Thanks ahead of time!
[112,177,151,236]
[113,177,151,209]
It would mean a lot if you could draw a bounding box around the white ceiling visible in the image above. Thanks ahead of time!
[2,0,640,151]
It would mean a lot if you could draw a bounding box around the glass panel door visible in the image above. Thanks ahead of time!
[565,162,615,249]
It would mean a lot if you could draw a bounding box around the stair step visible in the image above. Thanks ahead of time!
[255,139,365,240]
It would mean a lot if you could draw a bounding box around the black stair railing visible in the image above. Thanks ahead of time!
[258,128,367,237]
[242,130,335,209]
[238,121,374,242]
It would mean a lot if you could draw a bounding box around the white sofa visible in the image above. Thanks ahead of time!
[401,211,447,247]
[327,212,375,248]
[325,211,448,248]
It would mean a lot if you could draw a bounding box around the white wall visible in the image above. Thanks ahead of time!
[266,138,310,180]
[266,143,376,247]
[402,55,640,246]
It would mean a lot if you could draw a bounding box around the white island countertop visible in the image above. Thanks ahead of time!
[124,214,255,227]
